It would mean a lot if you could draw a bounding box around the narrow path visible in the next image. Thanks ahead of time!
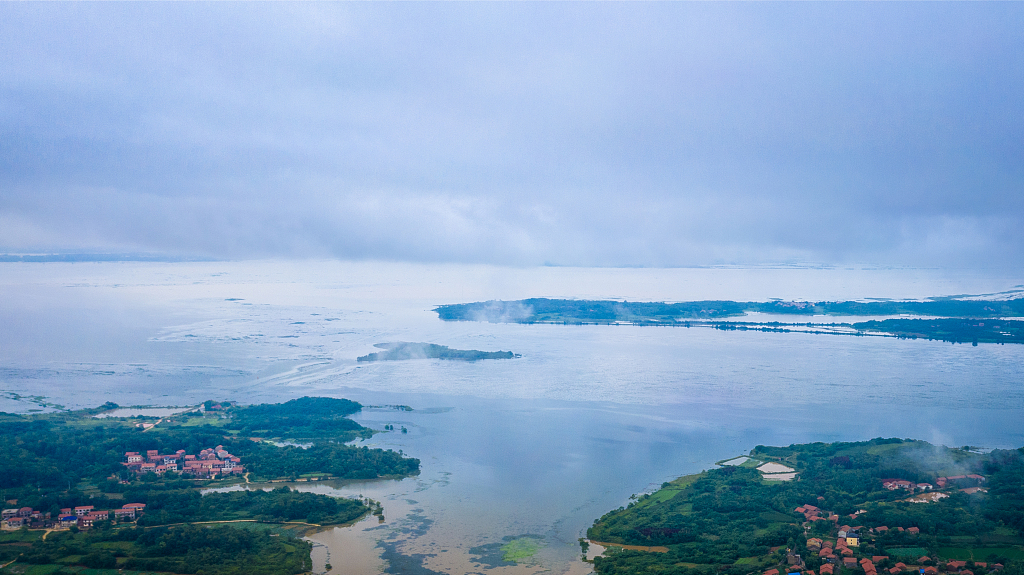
[142,418,163,431]
[144,519,322,528]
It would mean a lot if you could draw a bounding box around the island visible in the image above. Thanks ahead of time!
[586,439,1024,575]
[0,397,419,574]
[434,299,1024,345]
[357,341,518,362]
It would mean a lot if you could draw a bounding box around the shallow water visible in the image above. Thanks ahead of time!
[1,261,1022,574]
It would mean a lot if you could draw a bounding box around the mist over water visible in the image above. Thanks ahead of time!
[2,261,1022,574]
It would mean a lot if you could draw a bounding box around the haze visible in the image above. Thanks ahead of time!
[1,3,1022,268]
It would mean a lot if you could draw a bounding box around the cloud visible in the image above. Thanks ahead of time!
[1,2,1022,268]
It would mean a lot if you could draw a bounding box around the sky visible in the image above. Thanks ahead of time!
[1,2,1023,269]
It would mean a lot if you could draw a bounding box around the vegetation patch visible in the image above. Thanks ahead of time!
[887,547,930,558]
[500,536,544,563]
[436,298,1024,344]
[357,342,517,362]
[587,438,1024,575]
[0,398,420,574]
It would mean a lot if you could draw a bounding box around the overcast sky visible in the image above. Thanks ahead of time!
[1,3,1022,268]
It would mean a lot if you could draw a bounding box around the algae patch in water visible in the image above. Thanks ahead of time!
[469,534,545,568]
[501,536,542,562]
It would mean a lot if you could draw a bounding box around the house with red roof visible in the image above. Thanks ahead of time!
[114,508,137,520]
[1,516,27,530]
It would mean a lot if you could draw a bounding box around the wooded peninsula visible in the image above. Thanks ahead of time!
[0,397,419,575]
[434,299,1024,345]
[587,439,1024,575]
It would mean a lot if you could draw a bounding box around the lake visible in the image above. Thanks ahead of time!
[1,261,1022,574]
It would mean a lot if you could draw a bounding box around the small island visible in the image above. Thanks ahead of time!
[0,397,419,574]
[434,298,1024,345]
[586,439,1024,575]
[357,341,518,362]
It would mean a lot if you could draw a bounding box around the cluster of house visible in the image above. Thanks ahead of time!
[881,475,988,496]
[1,503,145,530]
[123,445,244,478]
[1,507,48,530]
[767,500,1006,575]
[807,530,863,561]
[881,479,934,491]
[936,475,985,489]
[768,534,1007,575]
[796,503,841,523]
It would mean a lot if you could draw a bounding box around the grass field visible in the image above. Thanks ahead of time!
[886,547,929,559]
[632,473,702,510]
[937,547,1024,561]
[0,531,44,544]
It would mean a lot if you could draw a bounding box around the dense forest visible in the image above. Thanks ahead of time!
[8,523,312,575]
[228,396,369,441]
[0,397,419,573]
[588,439,1024,575]
[357,341,517,362]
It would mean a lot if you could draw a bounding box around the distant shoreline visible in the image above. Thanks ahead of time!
[434,298,1024,345]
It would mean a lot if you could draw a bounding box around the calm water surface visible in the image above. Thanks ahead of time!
[1,261,1022,574]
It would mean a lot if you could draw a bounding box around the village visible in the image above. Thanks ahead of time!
[1,444,246,532]
[122,444,245,478]
[765,474,1001,575]
[2,503,146,531]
